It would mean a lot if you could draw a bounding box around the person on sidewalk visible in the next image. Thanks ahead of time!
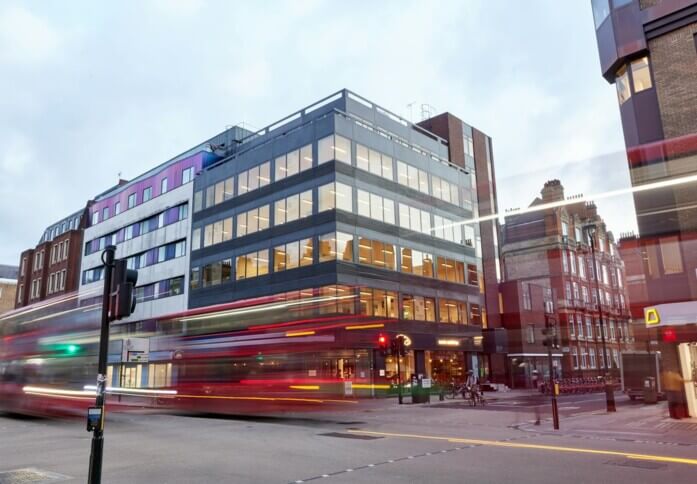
[662,368,687,419]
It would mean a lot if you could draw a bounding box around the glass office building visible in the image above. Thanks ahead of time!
[188,90,496,389]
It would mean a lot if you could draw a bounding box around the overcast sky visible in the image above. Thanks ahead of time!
[0,0,636,265]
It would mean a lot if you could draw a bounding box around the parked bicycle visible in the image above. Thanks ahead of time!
[444,381,468,399]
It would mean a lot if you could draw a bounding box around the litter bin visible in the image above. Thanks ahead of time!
[411,377,431,404]
[643,377,658,404]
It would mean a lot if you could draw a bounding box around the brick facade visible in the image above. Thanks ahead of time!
[650,22,697,138]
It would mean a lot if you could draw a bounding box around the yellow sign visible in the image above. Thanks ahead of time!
[645,307,660,326]
[396,334,412,347]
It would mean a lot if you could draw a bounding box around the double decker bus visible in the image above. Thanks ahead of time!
[0,287,390,416]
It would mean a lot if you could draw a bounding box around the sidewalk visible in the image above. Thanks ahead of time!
[518,401,697,446]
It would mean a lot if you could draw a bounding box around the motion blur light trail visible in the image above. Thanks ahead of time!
[346,430,697,466]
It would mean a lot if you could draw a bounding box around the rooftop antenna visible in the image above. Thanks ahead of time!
[420,103,436,121]
[406,102,416,122]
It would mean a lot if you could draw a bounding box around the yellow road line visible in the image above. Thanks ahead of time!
[346,430,697,466]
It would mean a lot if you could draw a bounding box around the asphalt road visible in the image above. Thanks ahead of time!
[1,399,695,483]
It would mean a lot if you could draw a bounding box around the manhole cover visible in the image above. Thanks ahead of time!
[319,432,383,440]
[0,468,71,484]
[605,459,667,470]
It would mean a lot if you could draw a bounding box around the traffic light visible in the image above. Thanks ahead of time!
[378,334,389,356]
[542,326,560,349]
[391,335,407,357]
[661,327,677,343]
[109,258,138,321]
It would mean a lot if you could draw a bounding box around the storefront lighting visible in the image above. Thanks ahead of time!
[438,339,460,346]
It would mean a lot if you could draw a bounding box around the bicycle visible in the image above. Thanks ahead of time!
[444,381,467,399]
[464,384,487,406]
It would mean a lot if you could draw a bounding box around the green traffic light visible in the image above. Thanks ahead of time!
[66,344,79,354]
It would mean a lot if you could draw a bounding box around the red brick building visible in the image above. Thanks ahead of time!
[499,280,556,388]
[500,180,634,379]
[15,208,89,308]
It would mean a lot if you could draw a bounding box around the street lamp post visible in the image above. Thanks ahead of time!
[584,225,616,412]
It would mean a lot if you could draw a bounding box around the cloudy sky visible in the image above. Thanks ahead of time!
[0,0,635,265]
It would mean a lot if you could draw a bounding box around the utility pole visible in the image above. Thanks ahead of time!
[584,224,616,413]
[87,245,116,484]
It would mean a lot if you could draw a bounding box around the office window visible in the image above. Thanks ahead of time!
[275,144,312,181]
[114,201,121,216]
[128,193,136,209]
[319,232,354,262]
[318,134,351,165]
[235,249,269,280]
[193,191,203,212]
[398,203,431,235]
[630,57,652,92]
[190,267,200,289]
[201,259,232,287]
[616,65,631,104]
[400,247,433,277]
[396,161,429,194]
[274,190,313,226]
[470,303,481,324]
[356,144,393,180]
[318,181,353,212]
[357,237,396,270]
[357,190,395,224]
[436,256,466,284]
[182,166,194,184]
[431,175,460,206]
[191,228,201,251]
[592,0,609,29]
[205,185,214,208]
[102,206,109,221]
[274,238,313,272]
[202,218,232,247]
[317,285,355,315]
[439,299,467,324]
[238,162,271,195]
[359,288,398,318]
[92,211,99,225]
[401,295,436,322]
[467,264,478,286]
[161,177,168,194]
[236,205,270,238]
[143,186,152,202]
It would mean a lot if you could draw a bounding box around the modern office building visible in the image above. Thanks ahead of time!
[500,180,633,379]
[593,0,697,416]
[0,265,18,315]
[188,89,499,386]
[15,208,89,309]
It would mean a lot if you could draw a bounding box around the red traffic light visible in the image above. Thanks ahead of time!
[662,327,677,343]
[378,334,387,346]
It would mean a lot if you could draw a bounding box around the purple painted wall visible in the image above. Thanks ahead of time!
[89,152,206,227]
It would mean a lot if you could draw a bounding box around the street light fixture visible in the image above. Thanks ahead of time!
[583,224,616,412]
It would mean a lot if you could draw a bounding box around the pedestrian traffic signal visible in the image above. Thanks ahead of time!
[378,334,389,356]
[109,258,138,321]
